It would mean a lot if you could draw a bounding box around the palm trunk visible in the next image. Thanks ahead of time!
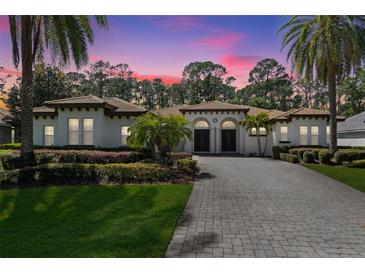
[256,127,262,157]
[20,15,35,165]
[327,59,337,155]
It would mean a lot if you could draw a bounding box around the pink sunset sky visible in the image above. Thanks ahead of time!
[0,16,291,90]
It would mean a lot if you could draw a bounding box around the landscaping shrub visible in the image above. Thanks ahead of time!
[176,159,199,176]
[288,148,299,156]
[272,145,289,160]
[351,159,365,168]
[0,143,21,150]
[334,150,365,164]
[334,151,348,164]
[318,150,331,164]
[0,150,146,170]
[167,152,192,164]
[303,151,315,163]
[279,153,299,163]
[312,149,320,161]
[0,163,174,186]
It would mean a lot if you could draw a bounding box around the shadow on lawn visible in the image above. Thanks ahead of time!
[0,185,189,257]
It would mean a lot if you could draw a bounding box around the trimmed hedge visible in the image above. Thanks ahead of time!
[176,159,199,176]
[312,149,320,161]
[167,152,192,164]
[279,153,299,163]
[0,143,21,150]
[334,150,365,164]
[0,163,174,186]
[0,150,145,170]
[319,150,331,164]
[351,159,365,168]
[272,145,289,160]
[303,151,315,163]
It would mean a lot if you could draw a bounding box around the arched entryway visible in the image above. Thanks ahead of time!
[193,119,210,153]
[221,120,237,153]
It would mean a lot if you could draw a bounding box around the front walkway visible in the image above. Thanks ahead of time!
[166,156,365,257]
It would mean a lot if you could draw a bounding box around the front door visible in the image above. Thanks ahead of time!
[221,129,236,152]
[194,129,210,152]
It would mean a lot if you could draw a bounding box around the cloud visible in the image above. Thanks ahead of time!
[220,54,261,71]
[0,68,21,76]
[132,72,181,85]
[150,16,202,32]
[188,32,245,49]
[0,16,8,33]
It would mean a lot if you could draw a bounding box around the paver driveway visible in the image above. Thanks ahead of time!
[166,156,365,258]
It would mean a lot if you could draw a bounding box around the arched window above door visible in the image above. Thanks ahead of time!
[195,120,209,128]
[221,120,236,129]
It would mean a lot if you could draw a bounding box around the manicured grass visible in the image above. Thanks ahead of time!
[0,184,192,257]
[304,164,365,193]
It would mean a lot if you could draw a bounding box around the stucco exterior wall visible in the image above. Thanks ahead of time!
[102,115,137,147]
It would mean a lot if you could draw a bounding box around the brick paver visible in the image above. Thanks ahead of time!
[166,156,365,258]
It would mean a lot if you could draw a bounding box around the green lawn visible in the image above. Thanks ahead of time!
[304,164,365,193]
[0,184,192,257]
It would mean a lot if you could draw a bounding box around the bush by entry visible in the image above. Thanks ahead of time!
[0,184,192,257]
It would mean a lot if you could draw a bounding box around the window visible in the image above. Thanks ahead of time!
[121,126,130,146]
[299,126,308,145]
[280,126,288,142]
[311,126,319,145]
[326,126,330,144]
[11,127,15,143]
[195,120,209,128]
[222,121,236,129]
[83,118,93,145]
[68,118,79,145]
[250,127,266,136]
[44,125,54,146]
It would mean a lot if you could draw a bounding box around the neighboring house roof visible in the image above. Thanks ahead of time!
[157,104,189,116]
[0,109,13,126]
[338,111,365,133]
[179,101,250,112]
[34,95,146,116]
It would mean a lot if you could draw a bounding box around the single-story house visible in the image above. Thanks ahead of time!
[0,109,16,144]
[337,111,365,146]
[33,95,344,156]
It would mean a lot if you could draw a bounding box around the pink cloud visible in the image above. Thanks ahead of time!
[220,54,261,71]
[89,54,105,63]
[188,32,245,49]
[133,72,181,85]
[0,68,21,76]
[0,16,9,33]
[150,16,202,32]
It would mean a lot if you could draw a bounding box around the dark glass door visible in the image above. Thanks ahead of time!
[194,129,210,152]
[221,129,236,152]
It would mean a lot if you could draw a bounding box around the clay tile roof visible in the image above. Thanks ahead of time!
[104,97,146,113]
[33,106,57,114]
[157,104,189,116]
[290,107,330,116]
[45,95,106,105]
[180,101,249,112]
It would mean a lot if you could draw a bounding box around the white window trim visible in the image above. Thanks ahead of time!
[68,118,79,145]
[311,126,319,145]
[83,118,94,145]
[299,126,308,145]
[280,126,288,142]
[43,125,54,146]
[121,126,130,146]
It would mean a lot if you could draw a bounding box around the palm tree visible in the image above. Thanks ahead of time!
[128,113,192,162]
[279,16,365,154]
[240,112,270,157]
[8,15,108,164]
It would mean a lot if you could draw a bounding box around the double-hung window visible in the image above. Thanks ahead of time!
[299,126,308,145]
[44,125,54,146]
[280,126,288,142]
[83,118,94,145]
[68,118,79,145]
[311,126,319,145]
[250,127,266,136]
[326,126,330,145]
[121,126,130,146]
